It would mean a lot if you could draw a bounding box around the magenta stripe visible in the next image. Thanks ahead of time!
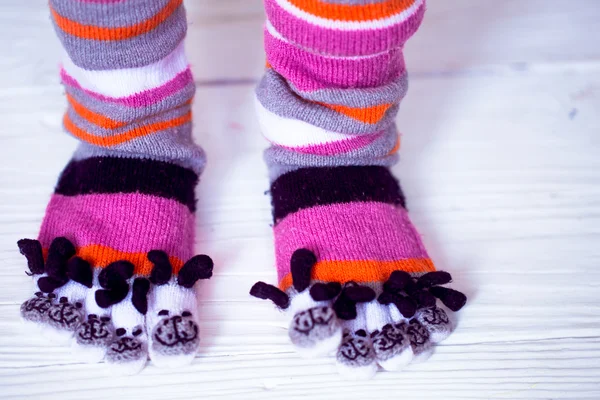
[38,193,194,261]
[273,202,429,279]
[60,68,193,108]
[289,132,382,156]
[265,29,405,91]
[265,0,425,57]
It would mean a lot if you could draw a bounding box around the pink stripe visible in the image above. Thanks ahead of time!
[274,202,429,280]
[60,68,193,108]
[265,29,405,91]
[288,132,382,155]
[265,0,425,57]
[38,193,194,261]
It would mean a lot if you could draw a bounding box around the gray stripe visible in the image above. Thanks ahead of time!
[50,0,170,28]
[257,71,398,135]
[288,71,408,108]
[52,5,187,70]
[66,102,191,138]
[73,128,206,175]
[65,82,195,124]
[264,124,398,181]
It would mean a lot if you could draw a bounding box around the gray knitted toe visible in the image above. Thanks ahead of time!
[75,314,114,349]
[20,294,52,324]
[106,337,147,363]
[371,323,411,362]
[337,329,375,368]
[151,314,200,356]
[404,319,433,356]
[45,297,84,332]
[415,306,453,342]
[289,306,339,348]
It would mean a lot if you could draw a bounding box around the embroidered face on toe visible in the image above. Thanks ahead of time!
[145,250,213,366]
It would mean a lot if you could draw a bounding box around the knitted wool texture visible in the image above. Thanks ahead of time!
[252,0,467,379]
[18,0,212,375]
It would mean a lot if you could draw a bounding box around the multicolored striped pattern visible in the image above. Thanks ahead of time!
[255,0,434,289]
[40,0,202,275]
[51,0,204,173]
[257,0,425,170]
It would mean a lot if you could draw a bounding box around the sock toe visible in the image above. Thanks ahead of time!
[289,305,342,357]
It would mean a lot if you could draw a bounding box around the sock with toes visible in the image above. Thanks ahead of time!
[251,0,468,377]
[17,0,211,373]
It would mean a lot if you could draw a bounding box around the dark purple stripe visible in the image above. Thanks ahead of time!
[270,166,405,223]
[55,156,198,212]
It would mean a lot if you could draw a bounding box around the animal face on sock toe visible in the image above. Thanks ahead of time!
[46,297,83,331]
[338,331,374,366]
[76,314,113,347]
[20,292,53,323]
[371,323,409,359]
[152,311,199,355]
[106,326,146,363]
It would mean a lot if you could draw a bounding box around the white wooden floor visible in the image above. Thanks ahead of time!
[1,1,600,399]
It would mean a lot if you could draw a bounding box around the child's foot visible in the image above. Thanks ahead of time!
[18,156,213,374]
[251,166,467,378]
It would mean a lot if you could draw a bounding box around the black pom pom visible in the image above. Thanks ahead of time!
[250,281,289,309]
[417,271,452,288]
[290,248,316,292]
[344,285,376,303]
[384,270,412,292]
[67,257,93,288]
[333,291,357,320]
[411,290,436,308]
[45,237,76,279]
[17,239,44,275]
[393,295,417,318]
[37,276,68,293]
[178,254,213,288]
[148,250,173,285]
[377,291,395,305]
[99,261,134,288]
[132,278,150,315]
[430,286,467,312]
[95,280,129,308]
[310,282,342,301]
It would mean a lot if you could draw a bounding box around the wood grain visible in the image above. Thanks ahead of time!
[1,0,599,399]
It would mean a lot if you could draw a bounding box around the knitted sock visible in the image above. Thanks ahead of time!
[250,0,466,378]
[18,0,213,375]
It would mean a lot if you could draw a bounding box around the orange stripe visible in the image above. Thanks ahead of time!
[388,133,401,155]
[43,245,184,276]
[50,0,182,41]
[64,110,192,147]
[321,102,392,124]
[288,0,415,22]
[278,258,435,291]
[67,93,127,130]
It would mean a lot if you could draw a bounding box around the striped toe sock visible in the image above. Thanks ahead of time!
[18,0,212,374]
[250,0,467,377]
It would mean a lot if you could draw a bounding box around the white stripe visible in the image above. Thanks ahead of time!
[61,42,189,98]
[273,0,423,31]
[255,96,353,148]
